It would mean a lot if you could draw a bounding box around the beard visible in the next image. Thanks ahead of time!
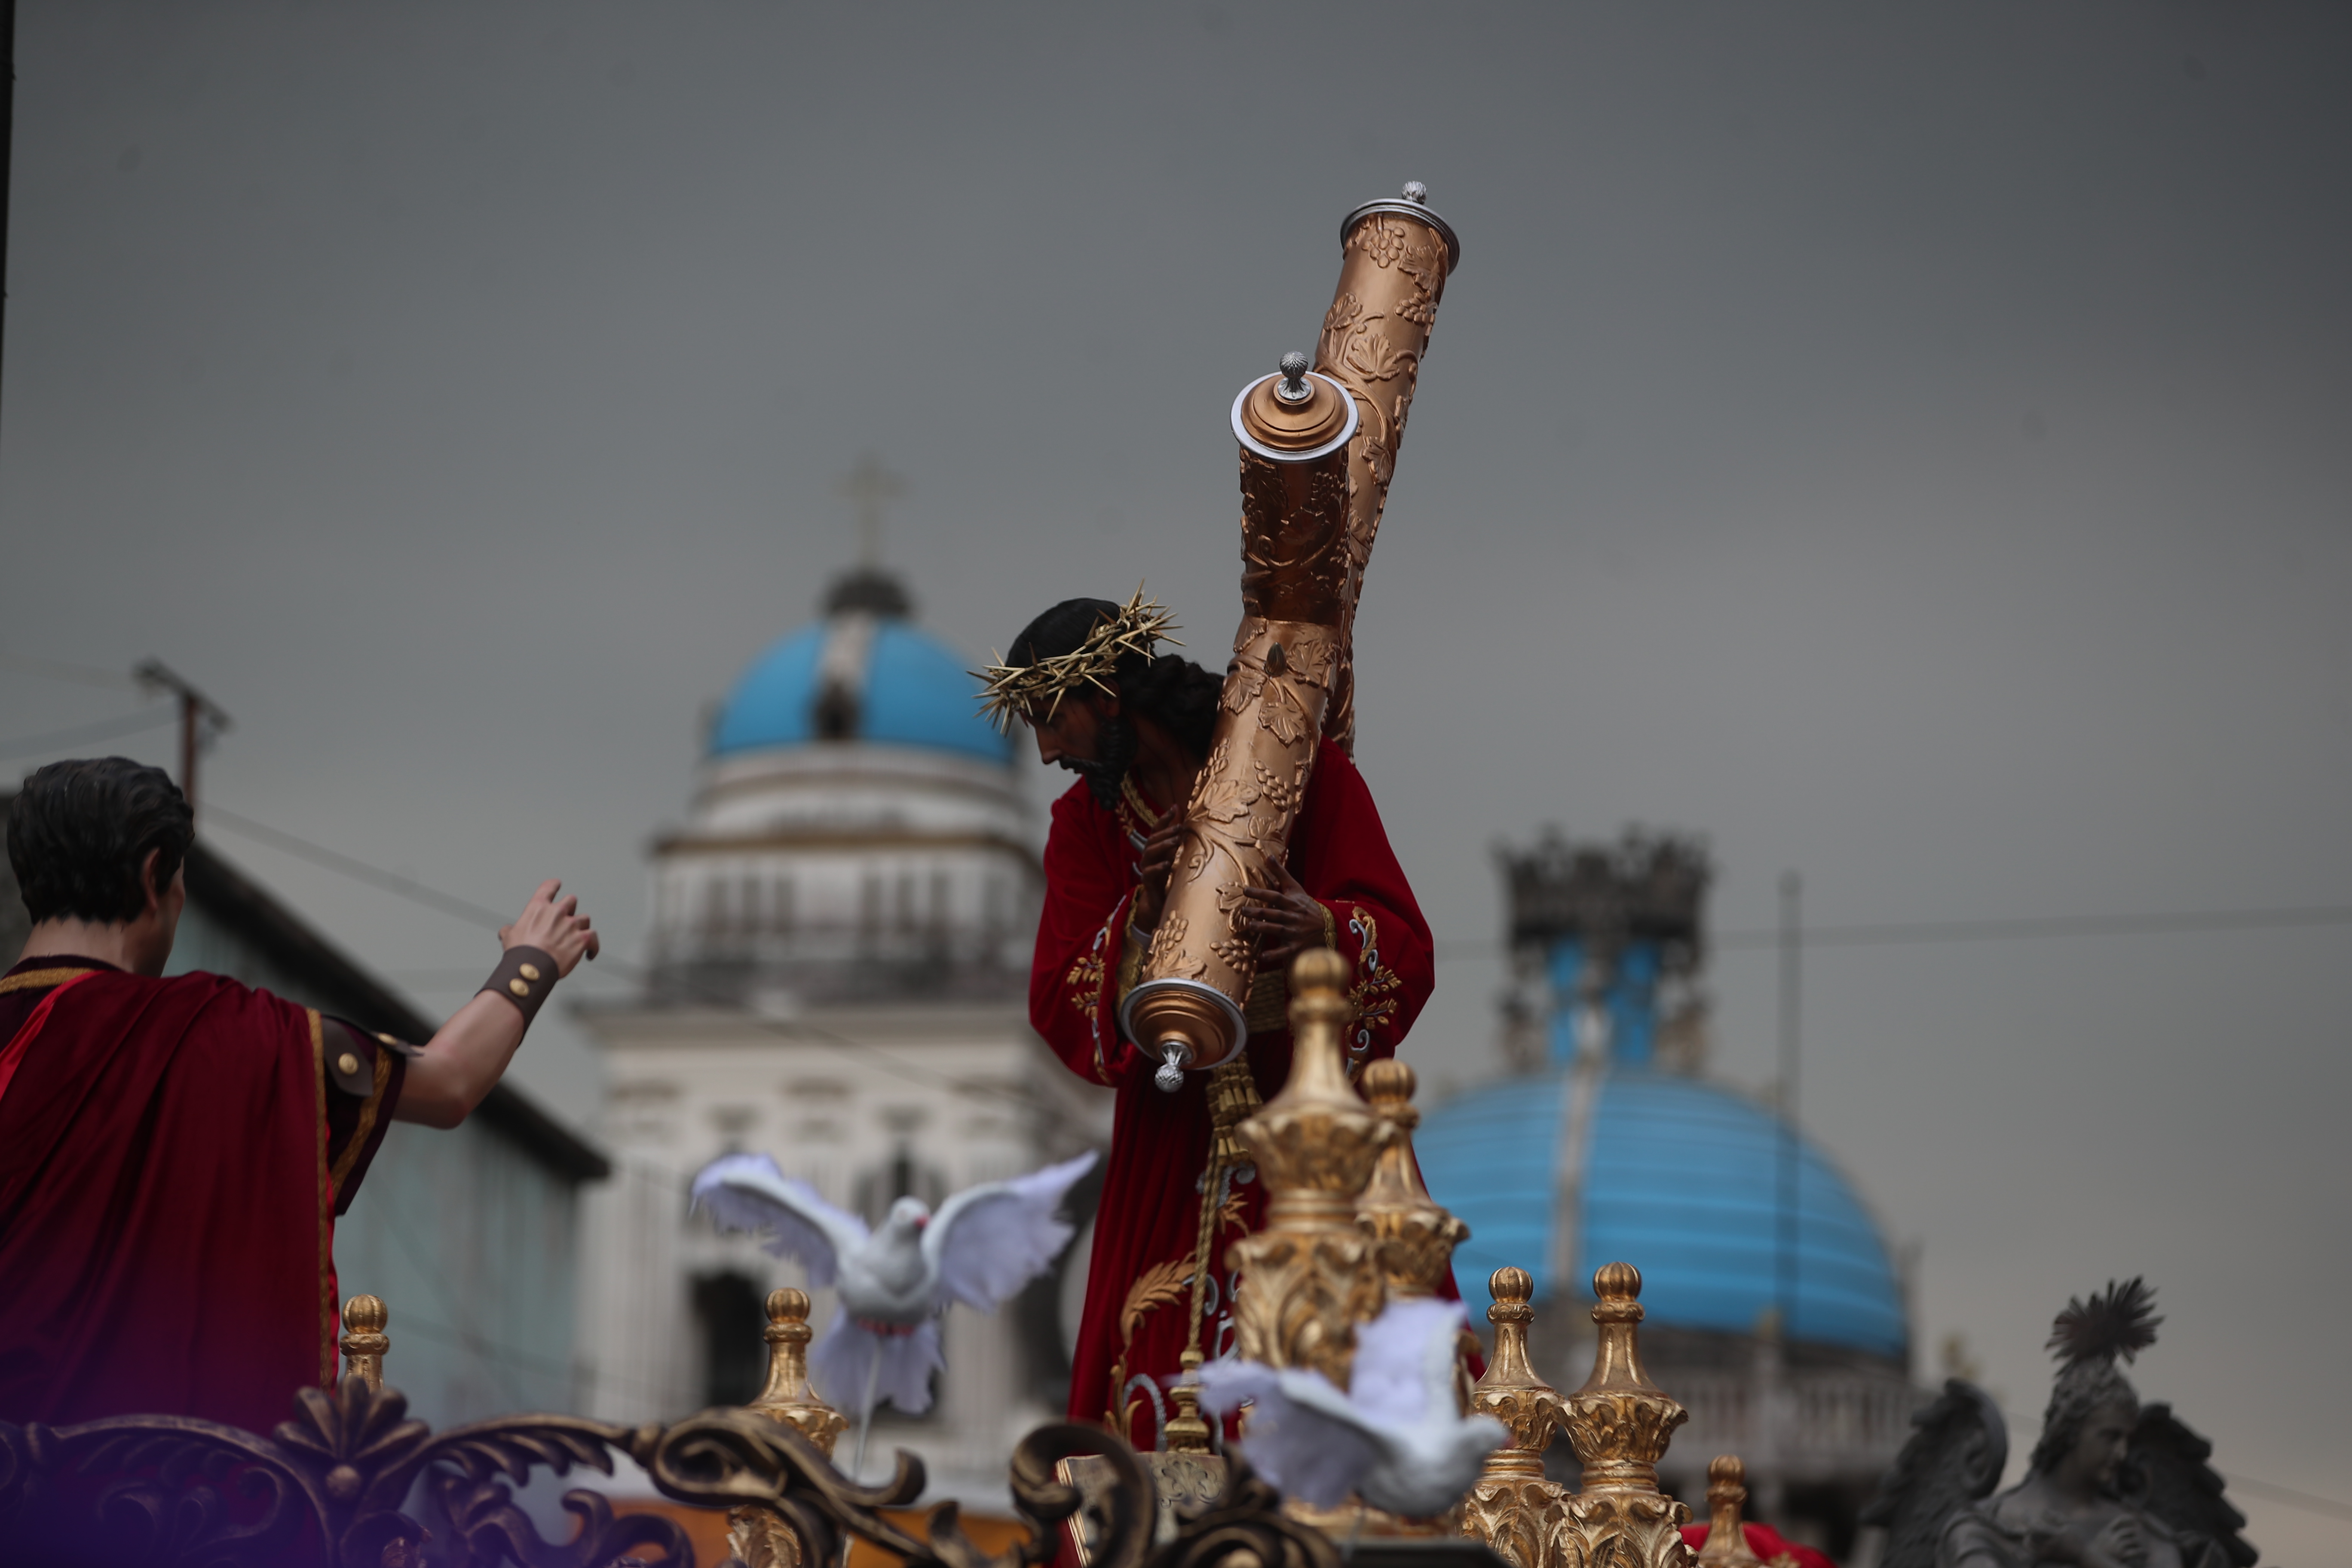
[1059,714,1139,810]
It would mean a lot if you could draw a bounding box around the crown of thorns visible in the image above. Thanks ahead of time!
[973,586,1181,731]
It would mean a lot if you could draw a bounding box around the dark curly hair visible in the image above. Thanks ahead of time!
[8,757,194,924]
[1007,598,1224,807]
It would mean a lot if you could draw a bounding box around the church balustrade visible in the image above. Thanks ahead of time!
[1666,1366,1917,1484]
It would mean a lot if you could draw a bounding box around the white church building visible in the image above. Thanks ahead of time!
[577,566,1113,1490]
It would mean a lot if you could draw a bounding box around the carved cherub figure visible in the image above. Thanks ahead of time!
[1862,1280,2256,1568]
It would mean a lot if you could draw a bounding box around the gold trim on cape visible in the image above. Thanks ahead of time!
[328,1032,393,1197]
[307,1009,335,1386]
[0,965,104,995]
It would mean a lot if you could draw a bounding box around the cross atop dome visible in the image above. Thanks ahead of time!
[821,456,918,619]
[838,453,906,570]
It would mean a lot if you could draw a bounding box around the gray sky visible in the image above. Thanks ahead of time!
[5,3,2348,1555]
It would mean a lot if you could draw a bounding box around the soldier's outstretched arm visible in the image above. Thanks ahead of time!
[392,879,597,1128]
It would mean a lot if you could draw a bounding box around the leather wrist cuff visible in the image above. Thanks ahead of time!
[481,946,559,1024]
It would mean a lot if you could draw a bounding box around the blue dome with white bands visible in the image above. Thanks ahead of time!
[1417,1068,1908,1362]
[710,577,1011,766]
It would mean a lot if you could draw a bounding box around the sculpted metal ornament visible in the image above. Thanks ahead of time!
[1691,1456,1767,1568]
[731,1286,855,1565]
[1124,181,1458,1090]
[1356,1059,1472,1299]
[1552,1263,1699,1568]
[1459,1267,1571,1568]
[1225,949,1394,1388]
[1121,362,1354,1085]
[1316,183,1459,755]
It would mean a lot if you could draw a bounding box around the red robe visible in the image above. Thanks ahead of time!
[1679,1522,1837,1568]
[1032,738,1436,1447]
[0,959,403,1433]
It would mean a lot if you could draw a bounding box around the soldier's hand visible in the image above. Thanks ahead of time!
[1239,857,1326,972]
[499,879,601,977]
[1132,811,1187,933]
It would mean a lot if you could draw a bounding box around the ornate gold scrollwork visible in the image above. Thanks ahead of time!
[0,1292,1355,1568]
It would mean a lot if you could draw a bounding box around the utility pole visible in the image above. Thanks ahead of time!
[1774,872,1802,1331]
[3,0,18,450]
[133,660,231,819]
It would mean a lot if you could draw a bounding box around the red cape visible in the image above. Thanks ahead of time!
[0,969,346,1433]
[1030,739,1439,1445]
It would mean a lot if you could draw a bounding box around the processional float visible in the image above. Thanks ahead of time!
[0,952,1719,1568]
[0,187,1762,1568]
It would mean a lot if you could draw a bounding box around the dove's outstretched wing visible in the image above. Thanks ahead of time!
[1194,1359,1383,1511]
[1198,1300,1501,1518]
[1858,1380,2009,1568]
[692,1153,870,1288]
[921,1151,1097,1314]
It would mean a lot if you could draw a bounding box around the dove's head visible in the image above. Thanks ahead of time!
[882,1195,932,1235]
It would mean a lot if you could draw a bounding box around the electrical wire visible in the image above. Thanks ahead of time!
[210,799,2352,1113]
[202,802,516,929]
[206,801,1067,1119]
[0,652,139,690]
[0,706,178,760]
[1994,1402,2352,1523]
[1433,902,2352,962]
[2215,1472,2352,1524]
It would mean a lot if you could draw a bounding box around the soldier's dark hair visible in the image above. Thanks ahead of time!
[1008,599,1224,807]
[8,757,194,924]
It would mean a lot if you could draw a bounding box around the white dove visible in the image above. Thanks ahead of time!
[691,1149,1096,1467]
[1193,1296,1508,1519]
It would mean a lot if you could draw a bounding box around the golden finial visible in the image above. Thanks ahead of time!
[1472,1268,1567,1458]
[744,1288,851,1456]
[1164,1347,1216,1454]
[1554,1263,1697,1568]
[1357,1059,1471,1298]
[1458,1267,1571,1568]
[1227,948,1393,1386]
[340,1295,389,1393]
[1694,1456,1766,1568]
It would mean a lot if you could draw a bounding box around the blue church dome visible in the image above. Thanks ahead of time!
[709,570,1012,766]
[1417,1068,1908,1362]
